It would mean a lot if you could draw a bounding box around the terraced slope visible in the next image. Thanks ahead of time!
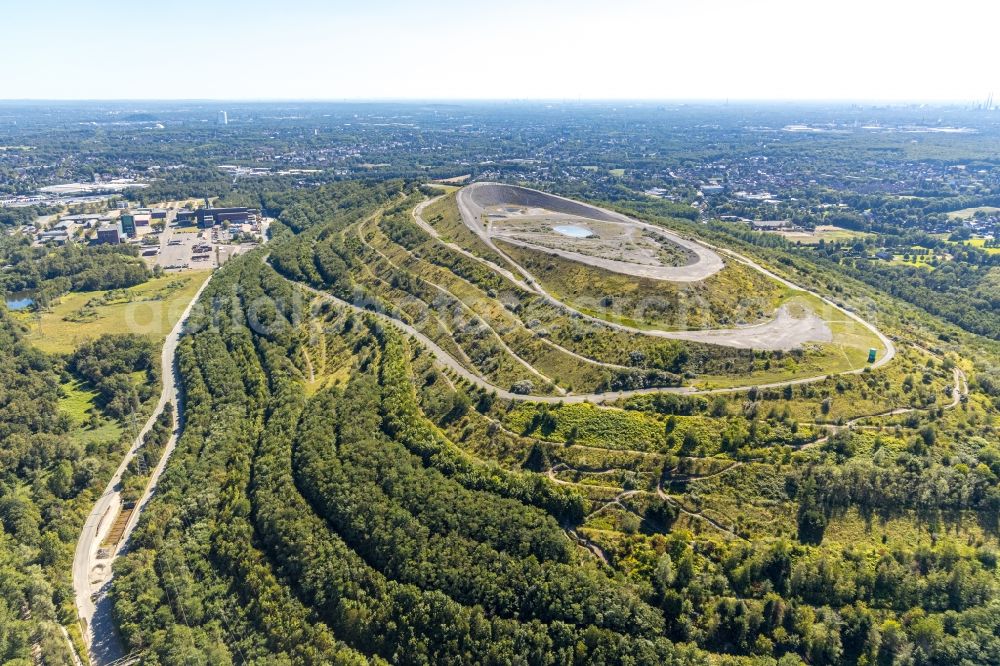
[454,183,891,358]
[108,181,999,666]
[111,254,700,665]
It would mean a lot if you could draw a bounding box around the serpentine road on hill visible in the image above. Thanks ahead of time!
[73,276,212,666]
[283,267,892,404]
[444,185,890,355]
[72,186,898,664]
[432,187,895,359]
[280,187,896,403]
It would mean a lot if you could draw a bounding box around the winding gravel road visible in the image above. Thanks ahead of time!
[279,190,896,404]
[71,185,899,663]
[289,273,889,404]
[457,182,725,282]
[453,184,870,353]
[434,186,893,358]
[73,275,211,665]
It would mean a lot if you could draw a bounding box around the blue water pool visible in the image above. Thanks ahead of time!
[4,294,34,310]
[553,225,593,238]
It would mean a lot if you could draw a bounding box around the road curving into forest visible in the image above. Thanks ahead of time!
[73,275,212,666]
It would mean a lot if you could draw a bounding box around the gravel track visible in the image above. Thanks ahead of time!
[454,183,860,352]
[73,276,212,665]
[286,190,897,400]
[458,182,724,282]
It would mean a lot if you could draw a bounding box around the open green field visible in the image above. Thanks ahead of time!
[58,377,124,446]
[24,271,210,354]
[959,237,1000,255]
[931,235,1000,255]
[946,205,1000,219]
[774,225,871,245]
[887,244,947,267]
[889,255,937,268]
[59,377,100,424]
[424,183,460,194]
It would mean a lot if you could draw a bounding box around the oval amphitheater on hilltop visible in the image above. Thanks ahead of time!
[452,182,848,352]
[457,182,725,282]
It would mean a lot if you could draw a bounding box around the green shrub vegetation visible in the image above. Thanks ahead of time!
[1,235,152,308]
[499,240,787,331]
[108,180,999,665]
[0,311,160,663]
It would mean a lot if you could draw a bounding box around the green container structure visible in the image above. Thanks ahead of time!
[868,348,877,364]
[120,214,136,238]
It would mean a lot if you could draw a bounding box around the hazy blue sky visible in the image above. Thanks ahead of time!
[4,0,997,101]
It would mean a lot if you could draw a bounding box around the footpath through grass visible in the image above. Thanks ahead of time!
[24,271,211,354]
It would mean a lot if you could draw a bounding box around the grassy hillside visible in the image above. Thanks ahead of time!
[22,271,210,354]
[500,239,788,330]
[110,182,1000,665]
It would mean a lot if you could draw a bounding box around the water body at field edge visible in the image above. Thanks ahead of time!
[4,291,35,310]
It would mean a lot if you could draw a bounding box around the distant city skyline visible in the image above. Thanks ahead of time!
[3,0,998,102]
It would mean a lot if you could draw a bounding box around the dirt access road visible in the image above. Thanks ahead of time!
[284,267,890,404]
[442,186,892,357]
[73,276,212,665]
[457,182,725,282]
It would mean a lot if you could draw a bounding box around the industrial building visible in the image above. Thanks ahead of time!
[96,223,123,245]
[748,219,796,231]
[120,215,137,238]
[39,229,69,245]
[59,213,103,225]
[195,206,259,228]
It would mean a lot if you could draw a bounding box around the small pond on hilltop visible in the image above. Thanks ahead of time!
[552,225,593,238]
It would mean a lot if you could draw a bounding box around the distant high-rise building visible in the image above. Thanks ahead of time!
[218,110,228,125]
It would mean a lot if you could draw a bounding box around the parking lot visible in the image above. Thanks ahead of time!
[139,206,268,274]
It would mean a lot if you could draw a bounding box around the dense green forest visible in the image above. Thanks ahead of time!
[0,305,159,664]
[1,236,153,307]
[108,181,999,665]
[0,307,72,663]
[69,334,159,419]
[112,250,704,664]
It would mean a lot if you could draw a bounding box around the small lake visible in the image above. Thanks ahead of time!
[4,292,35,311]
[553,225,593,238]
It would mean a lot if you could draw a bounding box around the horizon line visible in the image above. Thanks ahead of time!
[0,97,993,106]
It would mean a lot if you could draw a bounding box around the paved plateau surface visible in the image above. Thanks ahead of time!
[457,182,725,282]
